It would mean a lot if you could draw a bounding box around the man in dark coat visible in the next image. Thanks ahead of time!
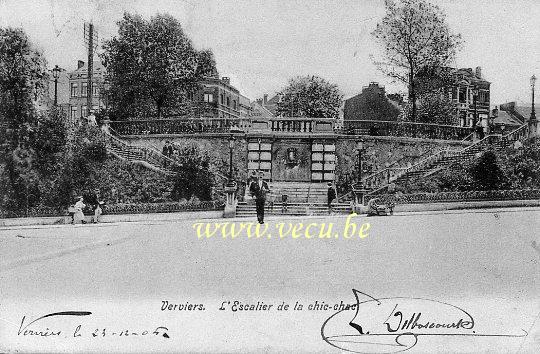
[167,142,174,157]
[249,171,270,224]
[162,141,170,156]
[327,182,336,214]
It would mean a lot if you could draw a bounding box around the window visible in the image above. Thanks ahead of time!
[220,93,224,104]
[70,106,78,119]
[70,83,78,97]
[233,100,237,110]
[81,82,88,97]
[458,87,466,103]
[204,93,213,102]
[451,87,457,100]
[226,97,230,107]
[81,105,87,117]
[93,85,99,96]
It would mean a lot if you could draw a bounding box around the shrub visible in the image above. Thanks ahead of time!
[170,145,214,201]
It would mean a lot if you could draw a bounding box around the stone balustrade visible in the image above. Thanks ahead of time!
[341,120,473,140]
[109,117,477,141]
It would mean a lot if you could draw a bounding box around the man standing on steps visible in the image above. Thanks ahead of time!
[249,171,270,224]
[327,182,337,214]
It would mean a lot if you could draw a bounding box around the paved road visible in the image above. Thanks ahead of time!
[1,208,539,353]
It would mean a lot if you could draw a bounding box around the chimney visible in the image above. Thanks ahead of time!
[475,66,482,78]
[221,77,230,85]
[77,60,85,69]
[263,94,268,105]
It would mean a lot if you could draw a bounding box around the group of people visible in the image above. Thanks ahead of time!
[162,141,180,162]
[246,171,340,224]
[69,190,104,224]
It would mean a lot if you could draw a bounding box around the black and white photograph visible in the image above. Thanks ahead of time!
[0,0,539,352]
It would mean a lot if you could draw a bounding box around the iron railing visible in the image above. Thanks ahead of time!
[367,189,540,205]
[340,120,473,140]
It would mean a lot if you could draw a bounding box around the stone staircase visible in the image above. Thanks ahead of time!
[236,182,352,217]
[103,128,177,175]
[102,128,229,197]
[266,182,330,203]
[365,124,530,195]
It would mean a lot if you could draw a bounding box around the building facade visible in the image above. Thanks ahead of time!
[448,67,491,128]
[193,76,241,120]
[68,60,107,124]
[238,94,252,119]
[255,94,279,116]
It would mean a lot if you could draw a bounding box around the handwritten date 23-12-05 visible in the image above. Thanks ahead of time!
[17,311,170,339]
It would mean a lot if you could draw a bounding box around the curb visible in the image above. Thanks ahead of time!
[2,199,540,228]
[0,210,222,228]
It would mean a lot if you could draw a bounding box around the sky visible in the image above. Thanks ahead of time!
[0,0,539,105]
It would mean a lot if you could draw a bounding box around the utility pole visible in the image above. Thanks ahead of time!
[84,22,98,117]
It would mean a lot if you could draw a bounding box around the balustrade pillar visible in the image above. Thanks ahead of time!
[352,182,368,214]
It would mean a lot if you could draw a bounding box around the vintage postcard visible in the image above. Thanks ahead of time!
[1,0,539,353]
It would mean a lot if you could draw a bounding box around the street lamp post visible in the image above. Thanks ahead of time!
[532,75,537,120]
[223,134,238,218]
[356,140,364,187]
[228,135,236,186]
[488,113,495,142]
[472,85,479,140]
[51,65,64,106]
[352,139,367,211]
[529,75,537,138]
[500,122,506,147]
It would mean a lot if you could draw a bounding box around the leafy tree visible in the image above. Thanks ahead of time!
[3,145,41,212]
[400,91,457,124]
[275,75,343,118]
[0,27,48,213]
[469,150,508,190]
[499,137,540,189]
[101,13,218,119]
[372,0,462,121]
[170,146,214,201]
[32,107,68,175]
[0,27,48,151]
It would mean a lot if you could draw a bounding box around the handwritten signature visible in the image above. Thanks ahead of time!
[321,289,527,353]
[18,311,170,339]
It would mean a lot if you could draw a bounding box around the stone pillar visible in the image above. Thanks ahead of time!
[529,118,538,138]
[352,183,368,214]
[223,182,238,218]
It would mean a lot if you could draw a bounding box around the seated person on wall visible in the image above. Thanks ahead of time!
[367,197,394,216]
[367,197,380,216]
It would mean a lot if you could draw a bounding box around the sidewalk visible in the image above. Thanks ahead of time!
[0,210,222,228]
[2,199,540,228]
[393,198,540,213]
